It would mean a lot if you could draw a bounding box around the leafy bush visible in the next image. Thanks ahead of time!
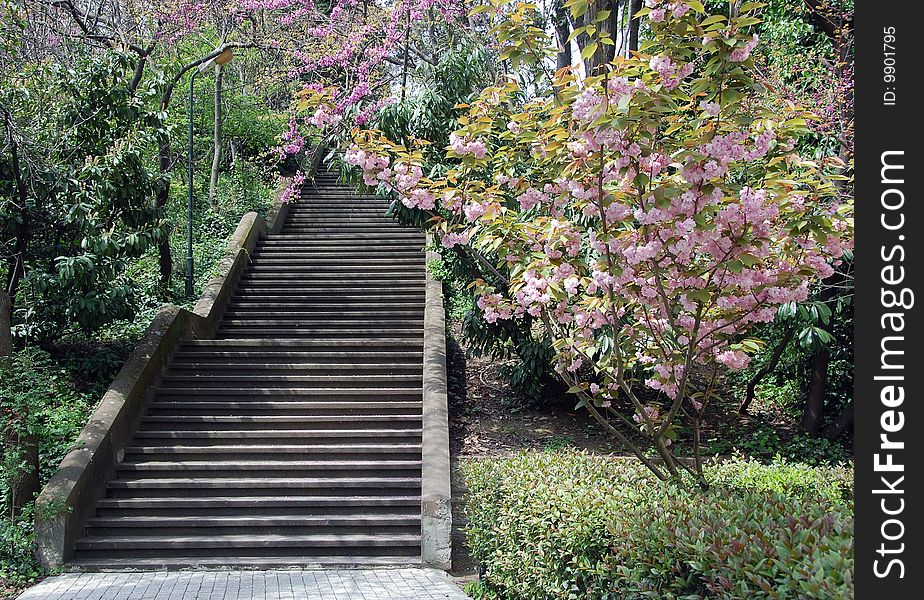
[1,349,97,586]
[2,51,169,341]
[706,422,852,467]
[463,451,853,600]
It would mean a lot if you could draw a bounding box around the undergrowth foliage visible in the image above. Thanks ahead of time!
[463,451,853,600]
[1,349,97,585]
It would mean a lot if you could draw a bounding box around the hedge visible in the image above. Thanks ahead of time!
[462,451,853,600]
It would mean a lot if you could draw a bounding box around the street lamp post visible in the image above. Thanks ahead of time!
[186,48,234,297]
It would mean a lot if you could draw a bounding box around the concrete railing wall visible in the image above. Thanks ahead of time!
[34,187,289,569]
[421,247,452,570]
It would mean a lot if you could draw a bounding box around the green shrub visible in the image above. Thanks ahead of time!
[705,422,852,466]
[462,451,853,600]
[1,349,97,586]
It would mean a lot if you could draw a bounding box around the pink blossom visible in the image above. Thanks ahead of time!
[573,88,605,122]
[715,350,751,370]
[517,188,547,211]
[441,232,469,248]
[730,34,759,62]
[671,2,690,18]
[700,100,721,116]
[449,132,488,159]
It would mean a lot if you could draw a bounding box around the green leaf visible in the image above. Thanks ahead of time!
[581,42,599,61]
[700,15,726,27]
[738,253,759,267]
[739,1,767,12]
[686,289,711,303]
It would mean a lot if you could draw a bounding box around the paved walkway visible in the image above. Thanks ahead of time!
[17,569,470,600]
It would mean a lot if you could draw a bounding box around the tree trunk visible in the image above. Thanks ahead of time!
[0,291,11,360]
[823,401,853,440]
[0,291,39,517]
[209,65,223,208]
[7,432,40,517]
[739,324,796,414]
[552,0,572,71]
[627,0,642,54]
[156,139,174,293]
[800,347,829,435]
[2,105,29,304]
[571,0,620,73]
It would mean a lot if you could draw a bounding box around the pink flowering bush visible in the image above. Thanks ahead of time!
[339,0,853,483]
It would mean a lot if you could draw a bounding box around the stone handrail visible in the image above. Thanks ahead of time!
[421,246,452,570]
[34,185,289,569]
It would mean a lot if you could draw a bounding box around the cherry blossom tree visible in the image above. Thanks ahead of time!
[332,0,853,484]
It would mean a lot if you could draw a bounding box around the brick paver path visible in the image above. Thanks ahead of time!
[17,569,470,600]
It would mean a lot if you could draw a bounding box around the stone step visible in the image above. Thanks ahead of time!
[115,460,422,480]
[181,339,424,349]
[264,232,424,240]
[225,299,424,308]
[235,277,426,286]
[138,415,423,431]
[131,429,422,446]
[257,242,424,251]
[84,514,421,537]
[224,302,424,310]
[256,239,422,247]
[146,401,422,415]
[117,459,418,472]
[246,261,424,269]
[228,290,424,299]
[297,194,390,201]
[171,351,423,363]
[229,288,425,297]
[159,374,422,386]
[250,250,424,258]
[87,515,419,528]
[281,216,399,222]
[239,270,424,278]
[249,257,424,266]
[96,495,420,514]
[258,237,421,245]
[280,226,410,234]
[214,329,424,340]
[220,319,424,329]
[228,289,425,298]
[106,477,422,498]
[223,308,423,317]
[68,556,421,569]
[239,275,424,284]
[73,533,422,559]
[239,261,426,271]
[122,445,422,462]
[153,388,423,402]
[248,256,424,265]
[283,213,393,220]
[169,362,421,375]
[286,201,392,206]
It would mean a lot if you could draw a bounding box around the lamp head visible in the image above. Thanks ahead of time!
[198,48,234,72]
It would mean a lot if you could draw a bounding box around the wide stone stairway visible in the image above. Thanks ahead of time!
[70,168,428,569]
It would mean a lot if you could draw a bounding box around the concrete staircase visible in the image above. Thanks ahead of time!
[70,169,428,569]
